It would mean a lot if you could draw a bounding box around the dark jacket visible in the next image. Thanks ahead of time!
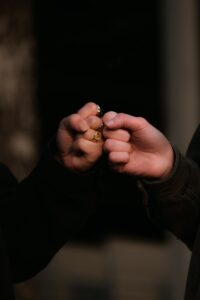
[0,150,99,300]
[143,125,200,300]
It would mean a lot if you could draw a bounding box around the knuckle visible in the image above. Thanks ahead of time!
[137,116,148,126]
[70,113,79,124]
[118,112,125,119]
[76,137,84,150]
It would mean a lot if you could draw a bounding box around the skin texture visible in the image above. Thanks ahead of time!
[56,102,103,173]
[56,102,174,179]
[102,112,174,179]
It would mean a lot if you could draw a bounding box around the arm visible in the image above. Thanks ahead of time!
[102,112,200,249]
[141,149,200,249]
[0,102,103,282]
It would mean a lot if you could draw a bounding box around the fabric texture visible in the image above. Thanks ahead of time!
[142,125,200,300]
[0,148,100,299]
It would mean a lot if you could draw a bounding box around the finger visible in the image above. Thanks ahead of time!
[104,113,148,132]
[104,139,131,153]
[108,152,129,164]
[86,115,103,130]
[103,127,130,142]
[83,128,103,143]
[78,102,101,119]
[103,111,117,123]
[60,114,89,133]
[72,138,103,172]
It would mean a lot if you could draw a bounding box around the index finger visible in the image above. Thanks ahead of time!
[104,113,148,132]
[59,114,89,133]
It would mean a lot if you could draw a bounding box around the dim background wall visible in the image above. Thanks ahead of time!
[160,0,200,298]
[162,0,199,152]
[0,0,39,180]
[0,1,198,300]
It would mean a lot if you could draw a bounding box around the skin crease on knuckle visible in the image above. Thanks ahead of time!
[103,128,130,142]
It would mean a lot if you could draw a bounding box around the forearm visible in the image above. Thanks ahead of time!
[141,149,200,249]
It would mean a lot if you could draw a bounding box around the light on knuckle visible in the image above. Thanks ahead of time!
[138,117,148,126]
[118,112,124,119]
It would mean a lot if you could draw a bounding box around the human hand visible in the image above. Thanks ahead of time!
[103,112,174,179]
[56,102,103,173]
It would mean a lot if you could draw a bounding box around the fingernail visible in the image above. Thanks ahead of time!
[105,119,114,126]
[97,105,103,116]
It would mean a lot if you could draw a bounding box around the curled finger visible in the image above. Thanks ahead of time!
[103,128,130,142]
[83,128,103,143]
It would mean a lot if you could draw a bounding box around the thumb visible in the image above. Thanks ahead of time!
[103,111,118,123]
[104,113,148,132]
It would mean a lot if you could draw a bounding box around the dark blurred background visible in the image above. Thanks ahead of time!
[0,0,199,299]
[34,0,164,243]
[35,1,163,144]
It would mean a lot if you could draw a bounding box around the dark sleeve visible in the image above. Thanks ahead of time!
[140,144,200,250]
[0,151,100,283]
[187,125,200,166]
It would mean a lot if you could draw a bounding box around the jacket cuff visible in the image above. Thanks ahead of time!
[140,147,191,200]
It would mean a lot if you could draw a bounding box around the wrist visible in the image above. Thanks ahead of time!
[159,147,175,180]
